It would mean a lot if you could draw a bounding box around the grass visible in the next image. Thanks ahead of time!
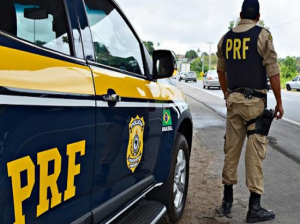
[280,77,290,89]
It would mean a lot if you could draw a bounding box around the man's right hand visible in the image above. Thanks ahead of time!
[269,74,284,120]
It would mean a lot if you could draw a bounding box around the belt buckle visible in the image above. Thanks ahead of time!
[244,88,253,100]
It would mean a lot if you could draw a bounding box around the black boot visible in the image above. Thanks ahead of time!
[222,184,233,214]
[246,192,275,223]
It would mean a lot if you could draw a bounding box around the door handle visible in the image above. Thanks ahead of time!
[101,93,121,102]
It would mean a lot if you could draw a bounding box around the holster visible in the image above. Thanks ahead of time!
[247,109,275,137]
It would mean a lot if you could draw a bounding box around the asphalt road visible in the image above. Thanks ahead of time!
[174,80,300,223]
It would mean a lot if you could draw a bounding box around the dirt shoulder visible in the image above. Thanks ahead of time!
[179,129,224,224]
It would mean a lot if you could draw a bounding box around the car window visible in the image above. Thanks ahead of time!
[208,70,218,76]
[84,0,144,75]
[0,0,71,55]
[293,77,298,81]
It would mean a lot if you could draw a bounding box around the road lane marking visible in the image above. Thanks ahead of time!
[267,93,293,101]
[183,82,300,127]
[282,98,293,101]
[282,117,300,127]
[186,84,223,99]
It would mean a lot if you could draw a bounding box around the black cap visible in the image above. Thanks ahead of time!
[241,0,260,20]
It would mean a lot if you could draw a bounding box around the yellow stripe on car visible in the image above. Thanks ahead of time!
[0,46,94,95]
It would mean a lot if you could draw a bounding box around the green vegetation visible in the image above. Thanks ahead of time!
[278,56,300,89]
[143,41,155,55]
[228,18,269,29]
[190,57,201,75]
[280,77,291,89]
[185,50,198,60]
[278,56,298,79]
[258,20,269,30]
[35,40,46,46]
[190,53,217,77]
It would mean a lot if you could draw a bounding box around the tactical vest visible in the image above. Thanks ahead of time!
[222,26,267,90]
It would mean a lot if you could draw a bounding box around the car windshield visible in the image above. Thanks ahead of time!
[188,72,195,75]
[208,70,218,76]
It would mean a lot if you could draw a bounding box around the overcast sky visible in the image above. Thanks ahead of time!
[116,0,300,58]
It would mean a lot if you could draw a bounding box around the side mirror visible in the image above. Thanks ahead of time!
[24,8,48,20]
[153,50,176,79]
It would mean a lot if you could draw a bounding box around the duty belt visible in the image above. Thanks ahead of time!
[228,87,266,100]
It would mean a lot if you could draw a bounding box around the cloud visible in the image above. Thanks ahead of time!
[116,0,300,57]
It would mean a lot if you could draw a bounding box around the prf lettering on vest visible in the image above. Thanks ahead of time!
[6,140,86,224]
[226,38,250,59]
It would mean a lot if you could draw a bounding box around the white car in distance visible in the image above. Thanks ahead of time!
[203,70,220,89]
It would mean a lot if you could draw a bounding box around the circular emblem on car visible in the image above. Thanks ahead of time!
[127,116,145,173]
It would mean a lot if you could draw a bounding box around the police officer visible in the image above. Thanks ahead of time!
[216,0,284,223]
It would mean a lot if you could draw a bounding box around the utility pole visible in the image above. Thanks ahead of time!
[196,48,202,74]
[201,54,204,73]
[197,48,200,57]
[207,42,213,71]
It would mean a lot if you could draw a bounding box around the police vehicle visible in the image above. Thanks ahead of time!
[0,0,193,224]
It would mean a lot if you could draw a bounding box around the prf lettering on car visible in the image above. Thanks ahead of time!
[7,140,85,224]
[226,38,251,59]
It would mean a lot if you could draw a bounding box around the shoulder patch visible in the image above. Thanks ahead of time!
[268,34,273,42]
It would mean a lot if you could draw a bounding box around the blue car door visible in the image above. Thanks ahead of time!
[0,1,95,223]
